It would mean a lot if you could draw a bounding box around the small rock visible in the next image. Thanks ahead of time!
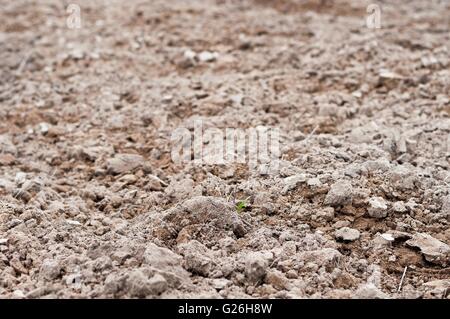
[165,178,199,201]
[65,273,82,287]
[368,197,388,218]
[12,289,25,298]
[212,278,230,290]
[354,283,388,299]
[39,259,62,280]
[265,270,289,290]
[93,256,113,271]
[245,252,270,283]
[39,122,50,134]
[142,243,190,287]
[282,174,307,193]
[281,241,297,258]
[198,51,218,62]
[422,279,450,298]
[315,207,335,221]
[106,153,144,175]
[76,145,114,162]
[111,247,133,264]
[421,55,439,68]
[157,196,248,240]
[126,269,152,298]
[286,270,298,279]
[10,257,28,274]
[25,287,51,299]
[392,201,407,213]
[297,248,342,271]
[380,233,395,242]
[0,135,17,154]
[147,274,168,295]
[104,274,125,295]
[15,172,27,185]
[66,219,81,226]
[335,227,360,242]
[143,243,183,268]
[178,240,214,277]
[324,180,353,206]
[146,174,167,191]
[307,177,322,187]
[177,50,196,68]
[373,233,394,246]
[0,153,15,166]
[406,233,450,267]
[184,49,196,60]
[8,218,22,229]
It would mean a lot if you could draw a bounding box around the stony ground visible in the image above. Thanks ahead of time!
[0,0,449,299]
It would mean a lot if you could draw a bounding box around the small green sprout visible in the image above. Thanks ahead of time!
[235,200,247,214]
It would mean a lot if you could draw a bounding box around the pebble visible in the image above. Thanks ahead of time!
[392,201,407,213]
[324,180,353,206]
[307,177,322,187]
[265,270,289,290]
[178,240,214,277]
[39,259,62,280]
[244,252,270,283]
[335,227,360,242]
[66,220,82,226]
[147,274,168,295]
[406,233,450,267]
[380,233,394,242]
[282,174,307,193]
[15,172,27,185]
[106,153,144,175]
[39,122,50,134]
[212,278,231,291]
[183,49,196,60]
[368,197,388,218]
[353,283,387,299]
[126,270,152,297]
[198,51,218,62]
[297,248,342,270]
[12,290,25,298]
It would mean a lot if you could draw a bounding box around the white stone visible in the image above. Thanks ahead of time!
[368,197,388,218]
[15,172,27,185]
[198,51,218,62]
[380,233,394,242]
[66,219,82,226]
[324,180,353,206]
[392,201,407,213]
[183,49,196,60]
[406,233,450,267]
[39,122,50,134]
[335,227,360,242]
